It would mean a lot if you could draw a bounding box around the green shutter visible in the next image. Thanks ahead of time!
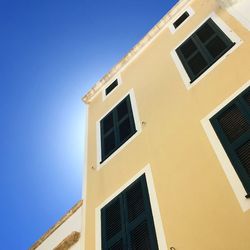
[101,175,159,250]
[101,195,126,250]
[124,175,159,250]
[100,95,136,162]
[176,18,235,83]
[210,86,250,195]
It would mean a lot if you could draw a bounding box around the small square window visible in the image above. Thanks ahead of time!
[176,18,235,83]
[100,95,136,162]
[173,11,190,29]
[210,86,250,196]
[105,79,118,96]
[169,7,194,33]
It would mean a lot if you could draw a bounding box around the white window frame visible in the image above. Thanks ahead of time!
[102,75,122,101]
[96,89,141,169]
[169,6,195,34]
[95,164,168,250]
[201,81,250,212]
[171,12,242,90]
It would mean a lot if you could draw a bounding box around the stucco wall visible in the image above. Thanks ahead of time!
[83,0,250,249]
[227,0,250,30]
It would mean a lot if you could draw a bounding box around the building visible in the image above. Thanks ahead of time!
[30,200,83,250]
[31,0,250,249]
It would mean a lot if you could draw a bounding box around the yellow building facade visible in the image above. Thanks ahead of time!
[82,0,250,249]
[30,0,250,249]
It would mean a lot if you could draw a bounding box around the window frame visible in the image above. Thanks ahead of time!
[95,164,168,250]
[100,95,136,163]
[176,18,235,83]
[96,89,142,168]
[100,174,158,250]
[201,81,250,212]
[169,6,195,33]
[171,13,242,90]
[210,86,250,194]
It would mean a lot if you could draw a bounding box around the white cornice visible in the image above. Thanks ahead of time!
[217,0,242,8]
[29,200,83,250]
[82,0,193,104]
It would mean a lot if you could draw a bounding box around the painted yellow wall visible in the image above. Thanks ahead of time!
[83,0,250,249]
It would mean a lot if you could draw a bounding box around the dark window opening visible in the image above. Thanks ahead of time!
[119,118,132,143]
[217,104,250,143]
[131,221,151,250]
[188,52,208,75]
[100,95,136,162]
[196,22,215,42]
[210,86,250,195]
[176,18,235,83]
[173,11,190,29]
[180,39,197,59]
[103,113,114,133]
[236,141,250,178]
[105,79,119,96]
[244,91,250,106]
[101,175,159,250]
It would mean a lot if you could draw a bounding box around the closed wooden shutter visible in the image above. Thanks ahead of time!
[210,86,250,195]
[176,18,235,82]
[100,95,136,162]
[101,195,126,250]
[101,175,158,250]
[109,240,123,250]
[130,221,151,250]
[101,112,116,158]
[124,175,158,250]
[244,91,250,106]
[217,104,250,143]
[236,141,250,178]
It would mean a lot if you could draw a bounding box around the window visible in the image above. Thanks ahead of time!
[101,174,158,250]
[173,11,190,29]
[169,7,194,33]
[105,79,118,96]
[210,86,250,196]
[176,18,235,83]
[100,95,136,162]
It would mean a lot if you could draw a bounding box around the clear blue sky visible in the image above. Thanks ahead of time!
[0,0,178,249]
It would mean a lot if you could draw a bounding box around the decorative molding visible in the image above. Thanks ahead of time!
[53,231,80,250]
[29,200,83,250]
[82,0,193,104]
[217,0,242,8]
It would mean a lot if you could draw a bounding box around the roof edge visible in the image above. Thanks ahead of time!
[29,200,83,250]
[82,0,192,104]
